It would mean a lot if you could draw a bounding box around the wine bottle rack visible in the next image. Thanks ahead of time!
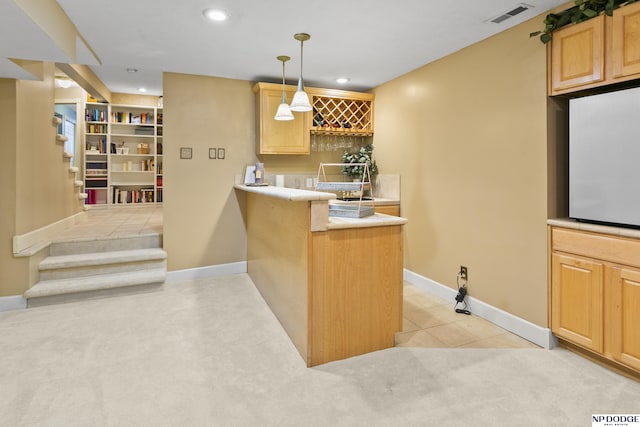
[309,91,374,136]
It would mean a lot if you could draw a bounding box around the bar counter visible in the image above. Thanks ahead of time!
[235,184,407,366]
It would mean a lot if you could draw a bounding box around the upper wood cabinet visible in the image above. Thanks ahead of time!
[549,2,640,95]
[254,82,310,155]
[254,83,375,155]
[550,14,605,93]
[612,2,640,78]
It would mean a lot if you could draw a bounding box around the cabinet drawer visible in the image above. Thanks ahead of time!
[552,227,640,268]
[375,204,400,216]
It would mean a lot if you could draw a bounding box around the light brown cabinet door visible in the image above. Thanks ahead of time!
[551,253,604,352]
[612,1,640,78]
[609,266,640,371]
[255,84,310,155]
[374,204,400,216]
[550,14,605,93]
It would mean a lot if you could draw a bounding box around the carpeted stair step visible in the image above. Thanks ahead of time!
[24,268,166,306]
[50,234,162,256]
[39,248,167,281]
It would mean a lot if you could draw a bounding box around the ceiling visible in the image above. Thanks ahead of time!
[0,0,566,96]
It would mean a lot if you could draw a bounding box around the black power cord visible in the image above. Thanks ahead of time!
[454,273,471,315]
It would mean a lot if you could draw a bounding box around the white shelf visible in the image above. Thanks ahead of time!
[111,181,154,186]
[111,133,155,138]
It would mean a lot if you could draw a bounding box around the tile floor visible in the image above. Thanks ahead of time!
[50,205,163,241]
[51,205,537,350]
[396,282,539,349]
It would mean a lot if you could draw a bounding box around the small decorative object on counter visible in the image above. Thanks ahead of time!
[254,162,265,184]
[315,162,376,218]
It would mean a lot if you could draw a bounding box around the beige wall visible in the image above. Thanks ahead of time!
[111,93,160,108]
[372,17,550,326]
[162,73,256,271]
[0,62,83,296]
[0,79,24,296]
[15,62,81,235]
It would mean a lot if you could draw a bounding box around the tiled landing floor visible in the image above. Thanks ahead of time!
[50,206,163,241]
[396,283,539,349]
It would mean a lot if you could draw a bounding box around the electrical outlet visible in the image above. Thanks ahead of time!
[459,266,468,280]
[306,178,313,188]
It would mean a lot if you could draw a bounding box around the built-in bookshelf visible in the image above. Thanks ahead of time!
[83,102,164,206]
[156,108,163,203]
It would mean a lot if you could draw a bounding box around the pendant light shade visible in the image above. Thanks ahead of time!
[274,55,294,121]
[290,33,312,112]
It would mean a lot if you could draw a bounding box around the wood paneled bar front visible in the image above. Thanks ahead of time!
[235,185,407,367]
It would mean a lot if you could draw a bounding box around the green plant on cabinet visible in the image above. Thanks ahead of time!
[530,0,638,43]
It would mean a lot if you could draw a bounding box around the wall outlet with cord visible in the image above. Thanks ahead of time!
[454,266,471,315]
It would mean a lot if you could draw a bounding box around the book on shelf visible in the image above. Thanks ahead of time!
[85,189,107,205]
[112,187,155,204]
[111,111,154,124]
[134,126,154,135]
[86,137,107,153]
[86,123,107,134]
[85,107,106,122]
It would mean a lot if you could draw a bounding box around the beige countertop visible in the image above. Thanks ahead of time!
[548,218,640,239]
[236,184,406,230]
[329,197,399,206]
[234,184,336,201]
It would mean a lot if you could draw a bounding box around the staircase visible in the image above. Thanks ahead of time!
[24,234,167,307]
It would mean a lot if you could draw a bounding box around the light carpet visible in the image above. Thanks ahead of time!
[0,273,638,426]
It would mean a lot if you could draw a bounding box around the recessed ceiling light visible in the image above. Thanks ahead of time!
[336,77,350,84]
[126,68,138,73]
[203,8,229,22]
[138,87,147,93]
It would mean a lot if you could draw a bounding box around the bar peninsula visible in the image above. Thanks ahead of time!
[235,184,407,367]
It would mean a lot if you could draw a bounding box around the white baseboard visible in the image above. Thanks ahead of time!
[166,261,247,283]
[0,295,27,312]
[403,269,557,349]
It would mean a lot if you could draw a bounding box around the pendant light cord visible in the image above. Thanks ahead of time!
[281,60,287,103]
[299,39,304,82]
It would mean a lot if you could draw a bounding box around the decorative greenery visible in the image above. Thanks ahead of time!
[342,144,378,180]
[530,0,638,44]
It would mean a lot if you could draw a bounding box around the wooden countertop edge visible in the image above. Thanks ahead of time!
[327,213,408,230]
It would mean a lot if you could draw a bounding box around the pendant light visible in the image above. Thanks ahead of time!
[274,55,294,121]
[290,33,312,112]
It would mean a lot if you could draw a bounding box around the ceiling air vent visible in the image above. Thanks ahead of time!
[486,3,534,24]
